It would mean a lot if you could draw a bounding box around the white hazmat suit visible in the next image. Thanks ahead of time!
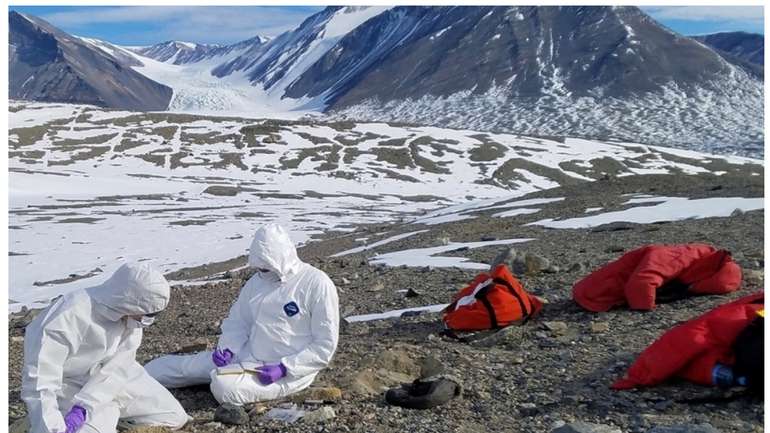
[22,263,190,433]
[146,224,340,405]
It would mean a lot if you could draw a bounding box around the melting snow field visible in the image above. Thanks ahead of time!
[345,303,449,323]
[529,196,765,229]
[8,102,763,311]
[369,239,534,270]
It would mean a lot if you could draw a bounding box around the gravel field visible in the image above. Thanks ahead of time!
[9,171,764,433]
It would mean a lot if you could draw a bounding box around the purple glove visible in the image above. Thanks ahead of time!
[64,405,86,433]
[256,363,287,385]
[212,348,233,367]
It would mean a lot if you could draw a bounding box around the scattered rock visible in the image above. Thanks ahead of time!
[405,288,421,298]
[10,308,41,329]
[524,253,550,275]
[646,424,722,433]
[179,337,209,353]
[9,417,29,433]
[471,326,526,348]
[370,282,386,292]
[291,387,343,403]
[214,403,249,425]
[302,406,336,423]
[481,235,497,241]
[552,421,622,433]
[543,321,568,335]
[589,322,610,333]
[568,262,586,273]
[490,247,551,275]
[418,355,445,378]
[605,245,625,253]
[743,269,763,286]
[11,336,24,343]
[340,349,419,395]
[518,402,539,416]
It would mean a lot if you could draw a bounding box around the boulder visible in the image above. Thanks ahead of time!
[302,406,336,423]
[551,421,622,433]
[214,403,249,425]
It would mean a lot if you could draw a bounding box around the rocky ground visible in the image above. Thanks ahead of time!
[8,170,765,433]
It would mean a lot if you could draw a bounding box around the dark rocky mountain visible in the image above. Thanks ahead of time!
[694,31,764,65]
[134,36,270,65]
[290,6,746,108]
[9,11,172,111]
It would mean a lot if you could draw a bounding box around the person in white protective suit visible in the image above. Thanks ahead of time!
[145,224,340,405]
[21,263,190,433]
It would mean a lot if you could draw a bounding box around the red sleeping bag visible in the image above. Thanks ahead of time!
[573,244,742,312]
[613,292,764,389]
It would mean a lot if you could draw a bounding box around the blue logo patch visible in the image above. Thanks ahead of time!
[283,301,300,317]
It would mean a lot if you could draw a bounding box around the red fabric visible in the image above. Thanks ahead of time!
[443,264,542,331]
[612,292,763,390]
[572,244,742,312]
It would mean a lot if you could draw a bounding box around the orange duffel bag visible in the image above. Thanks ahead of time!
[443,264,543,331]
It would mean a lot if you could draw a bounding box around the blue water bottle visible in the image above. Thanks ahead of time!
[712,363,735,388]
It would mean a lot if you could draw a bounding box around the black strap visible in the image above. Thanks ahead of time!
[493,277,530,319]
[475,284,499,329]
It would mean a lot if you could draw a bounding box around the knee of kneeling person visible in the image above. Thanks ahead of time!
[165,405,192,430]
[210,376,245,406]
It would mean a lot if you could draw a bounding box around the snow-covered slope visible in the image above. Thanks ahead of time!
[8,101,763,310]
[9,7,765,156]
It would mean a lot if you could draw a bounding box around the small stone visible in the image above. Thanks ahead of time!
[302,406,336,423]
[341,277,351,285]
[543,265,560,274]
[248,403,269,418]
[370,282,386,292]
[605,245,625,253]
[589,322,609,333]
[179,337,208,353]
[730,208,744,217]
[524,253,550,275]
[481,235,497,241]
[11,336,24,343]
[646,424,722,433]
[214,403,249,425]
[419,355,445,378]
[568,263,586,273]
[744,269,763,287]
[518,402,539,416]
[551,421,622,433]
[405,288,421,298]
[543,321,568,335]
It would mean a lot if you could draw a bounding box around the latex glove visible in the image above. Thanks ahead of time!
[256,363,287,385]
[64,405,86,433]
[212,348,234,367]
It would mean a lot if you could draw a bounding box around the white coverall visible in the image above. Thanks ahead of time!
[145,224,340,405]
[21,263,190,433]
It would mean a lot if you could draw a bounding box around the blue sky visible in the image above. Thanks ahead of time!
[8,6,764,46]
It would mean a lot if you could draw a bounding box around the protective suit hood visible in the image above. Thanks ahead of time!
[248,224,301,281]
[87,263,170,319]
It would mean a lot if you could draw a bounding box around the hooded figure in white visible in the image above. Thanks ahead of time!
[145,224,340,405]
[22,263,190,433]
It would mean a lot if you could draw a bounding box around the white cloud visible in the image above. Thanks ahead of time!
[642,6,764,24]
[39,6,321,44]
